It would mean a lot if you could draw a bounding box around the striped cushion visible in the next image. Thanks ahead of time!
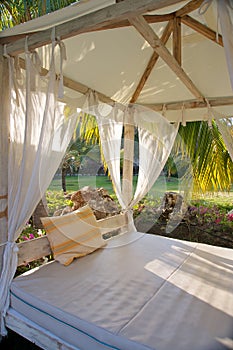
[41,205,106,266]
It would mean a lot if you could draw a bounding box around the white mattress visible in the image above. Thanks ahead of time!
[10,232,233,350]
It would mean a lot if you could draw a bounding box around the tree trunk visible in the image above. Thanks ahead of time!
[32,196,49,229]
[167,168,171,182]
[62,167,67,193]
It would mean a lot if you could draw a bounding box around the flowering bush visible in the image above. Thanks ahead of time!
[186,203,233,230]
[227,213,233,222]
[17,191,72,244]
[16,224,47,276]
[133,195,233,248]
[17,223,45,243]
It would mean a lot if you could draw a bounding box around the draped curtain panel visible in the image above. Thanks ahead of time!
[218,0,233,92]
[0,41,78,336]
[216,117,233,162]
[84,91,179,232]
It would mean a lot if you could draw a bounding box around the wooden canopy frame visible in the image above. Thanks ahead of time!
[0,0,232,111]
[0,2,233,349]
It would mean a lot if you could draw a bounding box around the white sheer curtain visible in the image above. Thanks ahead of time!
[84,91,126,207]
[0,41,78,335]
[207,107,233,162]
[84,91,178,231]
[131,106,179,208]
[216,116,233,162]
[218,0,233,91]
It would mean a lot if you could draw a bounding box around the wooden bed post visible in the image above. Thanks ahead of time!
[122,110,134,205]
[0,50,9,275]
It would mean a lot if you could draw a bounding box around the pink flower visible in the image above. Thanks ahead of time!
[29,233,35,240]
[215,217,222,224]
[227,213,233,222]
[189,206,197,211]
[199,206,208,215]
[22,236,29,241]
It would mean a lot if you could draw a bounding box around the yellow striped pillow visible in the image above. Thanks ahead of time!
[41,205,106,266]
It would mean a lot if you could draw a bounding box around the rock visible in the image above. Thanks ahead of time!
[53,208,63,216]
[61,206,73,215]
[159,192,187,223]
[70,190,86,210]
[68,186,120,219]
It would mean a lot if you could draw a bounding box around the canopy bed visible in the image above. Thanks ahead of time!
[0,0,233,349]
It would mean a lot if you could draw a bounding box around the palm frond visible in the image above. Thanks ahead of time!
[174,121,233,193]
[0,0,78,29]
[77,112,100,145]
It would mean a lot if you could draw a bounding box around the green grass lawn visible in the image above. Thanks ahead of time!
[48,175,180,197]
[48,175,233,208]
[48,175,115,194]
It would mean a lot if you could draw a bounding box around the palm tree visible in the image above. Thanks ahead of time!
[78,112,233,194]
[61,137,93,193]
[77,112,100,145]
[174,121,233,193]
[0,0,77,30]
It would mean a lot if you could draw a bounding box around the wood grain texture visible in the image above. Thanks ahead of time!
[181,15,223,46]
[122,112,135,205]
[175,0,204,17]
[130,20,173,103]
[5,309,78,350]
[173,16,181,65]
[129,15,204,100]
[1,0,185,55]
[143,96,233,111]
[17,212,128,266]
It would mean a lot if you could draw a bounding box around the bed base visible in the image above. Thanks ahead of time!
[5,308,80,350]
[4,212,128,348]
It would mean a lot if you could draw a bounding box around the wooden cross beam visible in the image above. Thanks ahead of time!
[129,0,205,103]
[130,20,173,103]
[0,0,185,56]
[175,0,204,17]
[181,15,223,46]
[173,16,181,65]
[143,96,233,111]
[97,0,205,31]
[129,15,204,100]
[122,112,135,205]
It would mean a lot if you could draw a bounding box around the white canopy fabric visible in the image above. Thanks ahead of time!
[0,0,233,123]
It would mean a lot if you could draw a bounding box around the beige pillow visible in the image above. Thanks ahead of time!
[41,205,106,266]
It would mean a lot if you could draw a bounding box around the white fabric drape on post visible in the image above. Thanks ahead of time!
[218,0,233,92]
[0,41,78,336]
[216,116,233,162]
[84,91,179,232]
[207,107,233,163]
[131,107,179,208]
